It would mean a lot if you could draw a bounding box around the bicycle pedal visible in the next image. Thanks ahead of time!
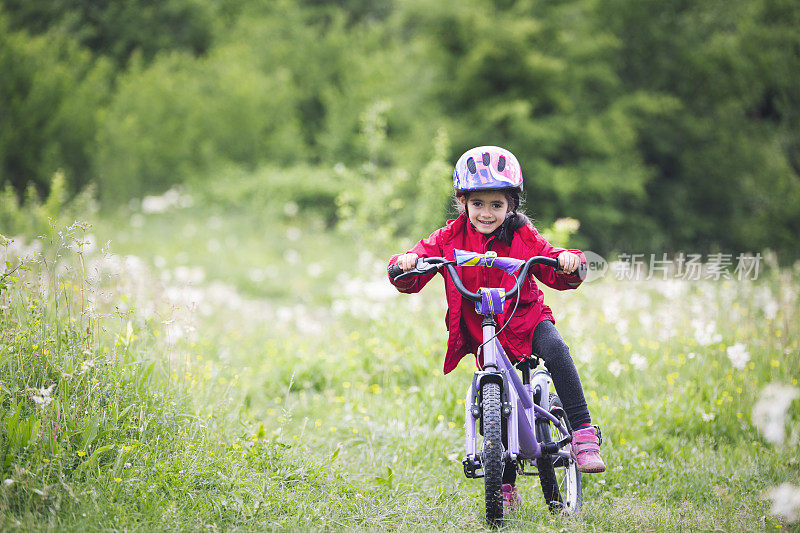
[462,455,484,479]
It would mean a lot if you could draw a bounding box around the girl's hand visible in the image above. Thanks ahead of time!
[396,253,419,272]
[558,251,580,274]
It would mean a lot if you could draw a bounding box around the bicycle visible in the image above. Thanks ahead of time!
[389,250,590,525]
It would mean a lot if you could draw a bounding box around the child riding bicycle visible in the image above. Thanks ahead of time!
[387,146,605,510]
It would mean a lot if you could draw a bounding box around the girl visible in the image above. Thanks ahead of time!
[387,146,605,511]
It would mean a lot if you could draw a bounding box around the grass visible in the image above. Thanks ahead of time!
[1,198,799,531]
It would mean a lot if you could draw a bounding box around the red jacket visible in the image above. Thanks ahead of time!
[388,214,586,374]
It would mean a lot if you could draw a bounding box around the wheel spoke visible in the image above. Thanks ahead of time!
[539,394,582,515]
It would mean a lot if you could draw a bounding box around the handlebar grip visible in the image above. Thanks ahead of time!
[387,264,404,280]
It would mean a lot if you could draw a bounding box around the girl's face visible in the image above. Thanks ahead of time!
[460,191,510,235]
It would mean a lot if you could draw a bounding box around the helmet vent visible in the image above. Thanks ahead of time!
[482,152,490,166]
[497,155,506,172]
[467,157,477,174]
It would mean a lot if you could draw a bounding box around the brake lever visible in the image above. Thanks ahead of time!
[414,259,441,276]
[392,258,441,281]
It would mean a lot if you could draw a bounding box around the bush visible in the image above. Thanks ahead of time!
[193,164,342,225]
[95,44,306,203]
[0,15,112,196]
[0,171,97,238]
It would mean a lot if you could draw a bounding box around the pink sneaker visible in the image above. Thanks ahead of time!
[570,426,606,473]
[502,483,521,513]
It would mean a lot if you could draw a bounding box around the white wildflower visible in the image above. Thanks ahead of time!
[69,233,97,255]
[638,311,654,331]
[307,263,323,278]
[694,321,722,346]
[130,214,144,228]
[284,249,300,264]
[207,216,222,230]
[283,201,299,217]
[141,188,193,214]
[38,384,56,396]
[31,383,56,407]
[763,299,779,320]
[248,269,267,283]
[608,360,623,377]
[554,217,580,234]
[575,341,595,363]
[286,227,301,241]
[752,383,799,445]
[655,279,684,301]
[701,412,715,422]
[629,352,648,371]
[726,343,750,370]
[3,479,12,487]
[173,266,205,284]
[765,483,800,523]
[755,286,780,320]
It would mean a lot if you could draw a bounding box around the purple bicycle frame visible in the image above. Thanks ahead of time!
[464,325,571,465]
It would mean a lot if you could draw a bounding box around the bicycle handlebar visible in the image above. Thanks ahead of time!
[388,255,566,302]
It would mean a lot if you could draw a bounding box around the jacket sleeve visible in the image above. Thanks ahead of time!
[528,228,586,291]
[387,227,446,294]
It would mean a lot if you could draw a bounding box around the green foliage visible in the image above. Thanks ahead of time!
[1,0,800,255]
[0,221,364,529]
[336,123,454,246]
[95,45,306,201]
[193,163,342,225]
[599,0,800,253]
[0,14,112,195]
[0,0,216,65]
[0,171,96,238]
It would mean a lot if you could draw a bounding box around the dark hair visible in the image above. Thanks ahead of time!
[454,188,532,245]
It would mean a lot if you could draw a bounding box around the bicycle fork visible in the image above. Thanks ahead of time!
[463,348,572,478]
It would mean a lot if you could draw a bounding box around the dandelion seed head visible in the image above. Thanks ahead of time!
[284,249,300,264]
[694,321,722,347]
[726,343,750,370]
[307,263,323,278]
[630,352,648,371]
[752,383,799,445]
[765,483,800,523]
[286,227,301,241]
[283,202,299,217]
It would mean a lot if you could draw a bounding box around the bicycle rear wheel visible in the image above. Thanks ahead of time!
[481,381,504,525]
[539,393,582,514]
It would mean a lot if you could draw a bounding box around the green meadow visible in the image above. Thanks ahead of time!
[1,196,797,531]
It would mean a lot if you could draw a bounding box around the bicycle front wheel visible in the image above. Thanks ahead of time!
[539,393,582,514]
[481,381,504,525]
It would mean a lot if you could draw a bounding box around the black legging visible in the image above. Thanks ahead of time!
[502,320,591,484]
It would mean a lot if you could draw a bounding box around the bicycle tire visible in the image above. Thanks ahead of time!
[481,381,504,525]
[539,393,582,514]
